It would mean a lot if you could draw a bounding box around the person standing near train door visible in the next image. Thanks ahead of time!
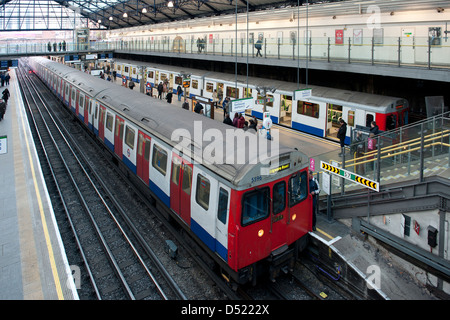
[309,171,320,231]
[337,118,347,156]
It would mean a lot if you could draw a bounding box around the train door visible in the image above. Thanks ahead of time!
[325,103,342,141]
[84,96,89,126]
[215,183,230,261]
[270,180,288,250]
[279,94,293,127]
[70,88,76,113]
[170,153,193,225]
[136,131,151,185]
[114,116,125,159]
[78,93,84,122]
[98,105,106,141]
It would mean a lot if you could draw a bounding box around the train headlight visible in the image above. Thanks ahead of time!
[258,229,264,237]
[292,214,297,221]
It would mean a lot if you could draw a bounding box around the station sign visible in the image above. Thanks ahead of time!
[294,88,312,100]
[231,97,254,113]
[183,79,190,88]
[320,160,379,192]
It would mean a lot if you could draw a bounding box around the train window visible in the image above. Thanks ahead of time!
[273,181,286,215]
[206,82,214,93]
[227,87,239,99]
[196,174,210,211]
[217,188,229,225]
[79,96,84,108]
[386,114,397,130]
[297,101,319,119]
[144,140,151,161]
[175,76,182,85]
[182,165,192,195]
[72,89,75,101]
[106,114,114,132]
[366,114,374,127]
[171,157,181,185]
[242,188,270,226]
[124,66,129,73]
[288,171,307,207]
[152,144,168,176]
[192,80,198,89]
[95,105,98,119]
[348,110,355,127]
[117,65,121,71]
[125,126,135,150]
[148,71,154,78]
[132,68,136,75]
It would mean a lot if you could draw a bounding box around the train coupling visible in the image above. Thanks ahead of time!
[268,244,295,282]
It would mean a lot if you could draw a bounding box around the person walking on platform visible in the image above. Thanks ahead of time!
[129,79,135,90]
[2,88,10,104]
[309,171,320,231]
[370,121,379,135]
[0,99,6,121]
[5,73,10,86]
[223,113,233,126]
[337,118,347,156]
[255,38,263,57]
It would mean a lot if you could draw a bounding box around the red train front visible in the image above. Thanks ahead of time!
[225,152,311,284]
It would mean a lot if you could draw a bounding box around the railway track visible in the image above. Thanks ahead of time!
[17,64,186,300]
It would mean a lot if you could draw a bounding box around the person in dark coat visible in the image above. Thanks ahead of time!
[337,118,347,156]
[0,100,6,121]
[165,91,173,104]
[4,73,10,86]
[370,121,380,135]
[157,82,163,99]
[223,113,233,126]
[2,88,10,104]
[194,102,204,114]
[309,171,320,231]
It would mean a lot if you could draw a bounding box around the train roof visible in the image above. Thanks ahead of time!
[30,57,308,189]
[115,58,408,113]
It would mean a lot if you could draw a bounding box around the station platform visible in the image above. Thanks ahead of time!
[311,213,437,300]
[0,69,78,300]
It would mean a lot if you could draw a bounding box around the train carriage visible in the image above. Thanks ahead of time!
[109,59,408,145]
[28,56,313,284]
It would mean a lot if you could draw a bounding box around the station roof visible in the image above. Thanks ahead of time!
[52,0,327,30]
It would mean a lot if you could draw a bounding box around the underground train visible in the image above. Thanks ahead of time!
[27,56,312,285]
[112,58,409,145]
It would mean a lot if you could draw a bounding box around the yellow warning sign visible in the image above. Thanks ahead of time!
[320,161,379,192]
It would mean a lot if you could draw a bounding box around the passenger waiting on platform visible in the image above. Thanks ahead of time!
[370,121,379,135]
[129,80,135,90]
[112,70,117,82]
[182,101,189,110]
[48,42,52,52]
[337,118,347,156]
[237,114,245,128]
[223,113,233,126]
[2,88,10,104]
[53,42,57,52]
[309,171,320,231]
[248,119,257,132]
[194,101,204,114]
[62,40,66,51]
[177,85,183,101]
[0,99,6,121]
[59,42,62,51]
[166,91,173,104]
[4,73,10,86]
[157,82,163,99]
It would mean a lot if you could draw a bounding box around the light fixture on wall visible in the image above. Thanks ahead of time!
[109,16,113,21]
[437,7,444,13]
[123,12,128,18]
[142,7,147,13]
[168,1,174,8]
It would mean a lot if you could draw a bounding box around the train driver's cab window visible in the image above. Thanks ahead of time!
[196,174,210,210]
[289,171,307,207]
[273,181,286,214]
[242,188,270,226]
[386,114,397,130]
[152,144,168,176]
[125,126,135,150]
[217,188,229,224]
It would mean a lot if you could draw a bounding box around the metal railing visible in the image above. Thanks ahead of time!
[312,112,450,196]
[1,36,450,70]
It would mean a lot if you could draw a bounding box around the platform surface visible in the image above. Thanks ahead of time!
[0,69,78,300]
